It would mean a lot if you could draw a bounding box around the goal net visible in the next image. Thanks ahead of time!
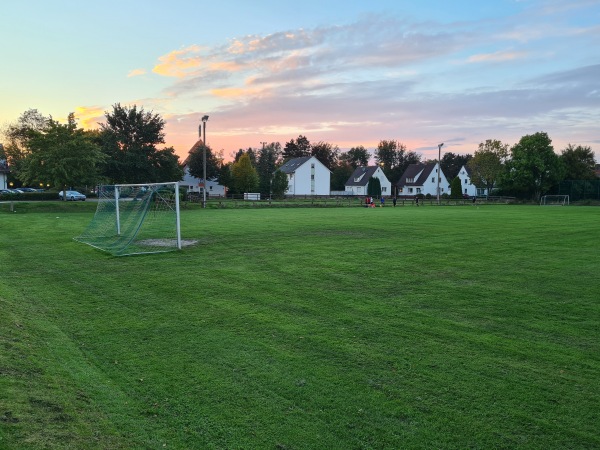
[75,182,182,256]
[540,195,569,206]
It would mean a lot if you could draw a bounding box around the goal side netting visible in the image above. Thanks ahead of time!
[540,195,569,206]
[75,182,182,256]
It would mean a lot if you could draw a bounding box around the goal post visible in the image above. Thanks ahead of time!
[75,182,182,256]
[540,195,569,206]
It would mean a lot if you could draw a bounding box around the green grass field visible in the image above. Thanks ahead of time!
[1,203,599,449]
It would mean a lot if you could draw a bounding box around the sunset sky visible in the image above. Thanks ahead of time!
[1,0,599,162]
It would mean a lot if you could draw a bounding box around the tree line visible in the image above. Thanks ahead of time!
[1,106,596,201]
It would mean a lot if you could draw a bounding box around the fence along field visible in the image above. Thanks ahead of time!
[1,204,599,449]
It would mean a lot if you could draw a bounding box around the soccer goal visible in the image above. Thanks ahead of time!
[75,182,183,256]
[540,195,569,206]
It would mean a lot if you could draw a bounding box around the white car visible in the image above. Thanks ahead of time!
[58,190,86,201]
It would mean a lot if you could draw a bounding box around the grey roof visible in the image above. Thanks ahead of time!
[279,156,313,174]
[396,163,436,187]
[344,166,379,187]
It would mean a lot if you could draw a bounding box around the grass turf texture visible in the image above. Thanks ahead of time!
[1,203,599,449]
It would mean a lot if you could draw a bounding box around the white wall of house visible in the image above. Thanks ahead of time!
[399,163,450,197]
[0,173,7,190]
[457,165,487,197]
[286,156,330,196]
[179,166,226,197]
[457,166,477,197]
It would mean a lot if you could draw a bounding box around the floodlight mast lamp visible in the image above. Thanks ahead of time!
[437,143,444,205]
[201,115,209,209]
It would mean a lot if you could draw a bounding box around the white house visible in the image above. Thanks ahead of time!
[179,140,226,197]
[457,165,487,197]
[279,156,331,196]
[396,163,450,197]
[344,166,392,196]
[0,159,8,190]
[179,165,226,197]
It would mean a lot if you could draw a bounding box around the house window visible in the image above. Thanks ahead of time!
[311,164,315,168]
[406,177,414,183]
[311,174,314,179]
[382,187,387,192]
[417,188,421,193]
[209,186,213,190]
[431,177,435,183]
[408,187,413,193]
[399,188,403,193]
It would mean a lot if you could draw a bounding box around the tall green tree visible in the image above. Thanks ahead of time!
[19,113,105,195]
[367,176,381,197]
[282,135,311,161]
[330,162,354,191]
[257,143,281,197]
[374,140,420,184]
[468,139,509,197]
[341,146,370,168]
[311,141,339,171]
[100,104,183,183]
[504,132,563,201]
[559,144,596,180]
[450,177,463,198]
[441,152,472,180]
[187,142,221,181]
[231,153,259,193]
[271,170,289,199]
[1,109,49,180]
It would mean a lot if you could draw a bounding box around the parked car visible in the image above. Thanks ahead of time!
[0,189,15,195]
[17,187,37,193]
[58,190,86,201]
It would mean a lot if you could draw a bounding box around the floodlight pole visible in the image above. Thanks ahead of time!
[201,115,209,209]
[437,143,444,205]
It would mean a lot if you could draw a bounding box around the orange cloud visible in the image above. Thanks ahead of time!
[74,106,106,129]
[127,68,146,77]
[208,60,245,72]
[153,45,203,78]
[210,87,261,98]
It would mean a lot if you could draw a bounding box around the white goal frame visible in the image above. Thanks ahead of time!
[75,181,182,256]
[540,195,569,206]
[112,182,182,249]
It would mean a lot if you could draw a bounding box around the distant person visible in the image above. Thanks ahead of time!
[365,196,370,208]
[472,196,477,205]
[392,197,397,207]
[380,196,385,207]
[415,196,419,206]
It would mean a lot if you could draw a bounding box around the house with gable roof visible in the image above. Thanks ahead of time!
[456,165,487,197]
[178,139,226,197]
[279,156,331,196]
[344,166,391,196]
[396,162,450,197]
